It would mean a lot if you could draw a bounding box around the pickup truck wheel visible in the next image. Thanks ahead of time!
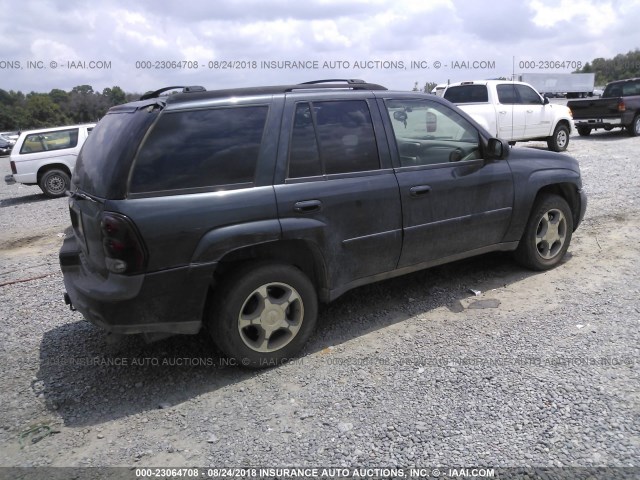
[39,169,70,198]
[577,126,591,136]
[514,194,573,271]
[547,124,570,152]
[209,263,318,368]
[628,115,640,137]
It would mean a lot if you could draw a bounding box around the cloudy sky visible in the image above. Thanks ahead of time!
[1,0,638,94]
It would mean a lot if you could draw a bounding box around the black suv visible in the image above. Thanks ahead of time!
[59,79,587,367]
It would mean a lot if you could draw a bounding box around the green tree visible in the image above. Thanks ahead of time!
[575,49,640,84]
[71,84,94,95]
[423,82,437,93]
[49,88,69,105]
[102,86,126,106]
[24,93,69,128]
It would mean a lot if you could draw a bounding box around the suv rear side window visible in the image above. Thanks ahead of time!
[288,100,379,178]
[130,106,268,193]
[20,128,78,154]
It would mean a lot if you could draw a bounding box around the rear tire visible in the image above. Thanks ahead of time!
[547,124,570,152]
[577,126,591,137]
[627,115,640,137]
[208,262,318,368]
[514,194,573,271]
[39,169,70,198]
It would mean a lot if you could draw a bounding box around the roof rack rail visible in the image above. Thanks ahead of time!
[140,85,206,100]
[288,79,387,91]
[300,79,366,85]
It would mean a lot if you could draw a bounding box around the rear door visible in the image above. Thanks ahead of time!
[496,84,526,139]
[379,97,514,267]
[273,93,403,290]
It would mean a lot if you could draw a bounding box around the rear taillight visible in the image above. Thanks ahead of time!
[618,100,626,112]
[10,161,16,174]
[100,212,147,274]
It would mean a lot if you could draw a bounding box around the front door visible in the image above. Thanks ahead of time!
[496,84,527,139]
[380,97,514,268]
[516,84,551,138]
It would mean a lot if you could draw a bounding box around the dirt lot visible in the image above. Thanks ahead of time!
[0,130,638,473]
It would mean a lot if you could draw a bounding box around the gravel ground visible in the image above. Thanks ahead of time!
[0,130,638,473]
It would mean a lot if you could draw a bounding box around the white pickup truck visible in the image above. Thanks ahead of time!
[442,80,574,152]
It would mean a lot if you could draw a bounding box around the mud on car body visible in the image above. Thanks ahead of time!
[59,80,587,367]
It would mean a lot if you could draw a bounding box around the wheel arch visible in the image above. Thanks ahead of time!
[36,163,72,183]
[534,182,582,231]
[555,118,572,131]
[212,239,330,302]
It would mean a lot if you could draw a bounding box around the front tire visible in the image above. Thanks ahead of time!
[547,124,570,152]
[514,194,573,271]
[627,115,640,137]
[39,169,70,198]
[209,263,318,368]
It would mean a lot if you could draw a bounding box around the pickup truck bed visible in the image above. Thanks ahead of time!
[567,78,640,137]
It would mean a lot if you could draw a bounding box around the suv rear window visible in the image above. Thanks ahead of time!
[443,85,489,103]
[74,107,159,199]
[20,129,78,154]
[130,106,268,194]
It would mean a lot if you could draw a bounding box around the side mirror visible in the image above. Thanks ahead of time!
[393,110,408,122]
[487,138,509,160]
[426,111,437,132]
[543,95,550,105]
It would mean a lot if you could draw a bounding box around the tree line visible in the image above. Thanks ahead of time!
[0,85,138,131]
[575,49,640,85]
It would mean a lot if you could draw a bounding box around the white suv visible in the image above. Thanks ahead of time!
[5,123,95,197]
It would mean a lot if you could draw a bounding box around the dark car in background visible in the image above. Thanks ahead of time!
[568,77,640,136]
[59,80,587,367]
[0,134,14,156]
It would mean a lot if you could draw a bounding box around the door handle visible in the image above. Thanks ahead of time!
[294,200,322,213]
[526,110,533,113]
[410,185,432,197]
[499,111,507,115]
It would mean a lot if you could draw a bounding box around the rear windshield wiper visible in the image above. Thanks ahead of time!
[66,190,99,203]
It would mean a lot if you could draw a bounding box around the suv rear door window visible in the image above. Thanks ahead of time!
[20,128,79,154]
[288,104,322,178]
[287,100,379,178]
[130,106,268,194]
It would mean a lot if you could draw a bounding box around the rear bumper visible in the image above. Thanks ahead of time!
[574,118,622,128]
[59,234,215,335]
[4,174,15,185]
